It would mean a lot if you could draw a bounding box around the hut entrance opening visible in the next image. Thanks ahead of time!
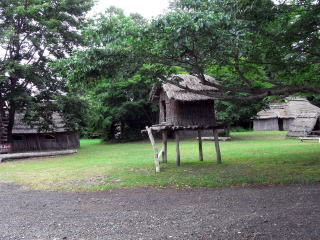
[312,117,320,135]
[278,119,284,131]
[161,101,167,122]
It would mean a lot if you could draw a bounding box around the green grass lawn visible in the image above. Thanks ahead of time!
[0,131,319,191]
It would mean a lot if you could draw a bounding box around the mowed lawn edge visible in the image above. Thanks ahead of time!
[0,131,319,191]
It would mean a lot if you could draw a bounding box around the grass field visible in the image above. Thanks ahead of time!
[0,131,319,191]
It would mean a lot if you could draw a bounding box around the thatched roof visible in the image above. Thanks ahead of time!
[255,98,320,120]
[287,112,320,137]
[12,112,66,134]
[150,74,218,103]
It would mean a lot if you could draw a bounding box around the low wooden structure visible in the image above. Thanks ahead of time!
[253,98,320,137]
[1,112,79,153]
[0,149,77,163]
[146,74,223,172]
[199,136,232,141]
[299,137,320,143]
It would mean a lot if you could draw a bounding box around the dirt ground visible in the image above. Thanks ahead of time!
[0,182,319,240]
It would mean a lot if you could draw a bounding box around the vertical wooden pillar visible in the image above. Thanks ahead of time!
[213,129,222,164]
[175,131,180,166]
[162,131,168,163]
[36,135,41,151]
[213,108,222,164]
[197,130,203,161]
[146,127,160,173]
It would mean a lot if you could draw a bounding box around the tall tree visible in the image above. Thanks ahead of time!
[88,74,158,141]
[0,0,93,142]
[141,0,320,101]
[60,0,320,102]
[55,8,159,141]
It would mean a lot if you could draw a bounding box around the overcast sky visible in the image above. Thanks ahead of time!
[89,0,171,19]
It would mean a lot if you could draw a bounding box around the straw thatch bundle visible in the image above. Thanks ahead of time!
[150,74,218,103]
[287,112,320,137]
[12,112,66,134]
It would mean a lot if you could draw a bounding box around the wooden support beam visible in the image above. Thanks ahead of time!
[146,127,160,173]
[212,109,222,164]
[213,129,222,164]
[162,131,168,163]
[198,130,203,161]
[175,131,180,166]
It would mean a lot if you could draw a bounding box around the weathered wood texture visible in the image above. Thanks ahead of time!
[198,130,203,161]
[159,92,215,126]
[199,137,232,141]
[0,112,8,143]
[10,132,79,153]
[146,127,160,172]
[299,137,320,143]
[162,131,167,163]
[0,149,77,163]
[175,131,180,166]
[213,129,222,164]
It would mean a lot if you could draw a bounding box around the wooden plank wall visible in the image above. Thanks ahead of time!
[12,132,79,152]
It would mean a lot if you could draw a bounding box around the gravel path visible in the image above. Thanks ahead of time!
[0,183,319,240]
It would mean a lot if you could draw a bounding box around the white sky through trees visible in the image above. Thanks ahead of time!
[89,0,170,18]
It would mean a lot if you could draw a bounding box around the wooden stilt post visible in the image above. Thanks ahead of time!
[213,128,222,164]
[198,130,203,161]
[146,127,160,173]
[213,110,222,164]
[162,131,168,163]
[175,131,180,166]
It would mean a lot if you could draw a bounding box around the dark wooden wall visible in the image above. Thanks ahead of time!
[12,132,79,152]
[159,91,215,126]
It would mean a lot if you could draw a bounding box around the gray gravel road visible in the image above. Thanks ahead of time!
[0,183,319,240]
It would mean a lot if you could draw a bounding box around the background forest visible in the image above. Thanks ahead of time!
[1,0,319,142]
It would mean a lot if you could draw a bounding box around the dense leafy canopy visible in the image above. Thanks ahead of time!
[143,0,320,100]
[61,0,319,101]
[0,0,93,141]
[55,8,158,141]
[54,0,320,140]
[88,75,157,141]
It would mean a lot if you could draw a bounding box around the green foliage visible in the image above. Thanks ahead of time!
[57,94,91,134]
[55,8,161,141]
[145,0,320,100]
[0,0,93,140]
[215,100,266,125]
[88,73,158,142]
[55,1,320,140]
[56,7,149,85]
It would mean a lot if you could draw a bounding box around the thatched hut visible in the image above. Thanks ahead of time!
[1,112,79,153]
[146,74,222,171]
[150,74,218,127]
[253,98,320,137]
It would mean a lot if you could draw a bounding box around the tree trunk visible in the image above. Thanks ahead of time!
[7,103,16,143]
[0,112,3,142]
[0,94,5,142]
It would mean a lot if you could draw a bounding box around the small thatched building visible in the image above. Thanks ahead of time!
[253,98,320,137]
[1,112,79,153]
[150,74,218,131]
[147,74,222,170]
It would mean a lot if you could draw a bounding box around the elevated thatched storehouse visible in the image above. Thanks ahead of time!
[150,74,218,128]
[147,74,222,171]
[253,98,320,137]
[1,112,79,153]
